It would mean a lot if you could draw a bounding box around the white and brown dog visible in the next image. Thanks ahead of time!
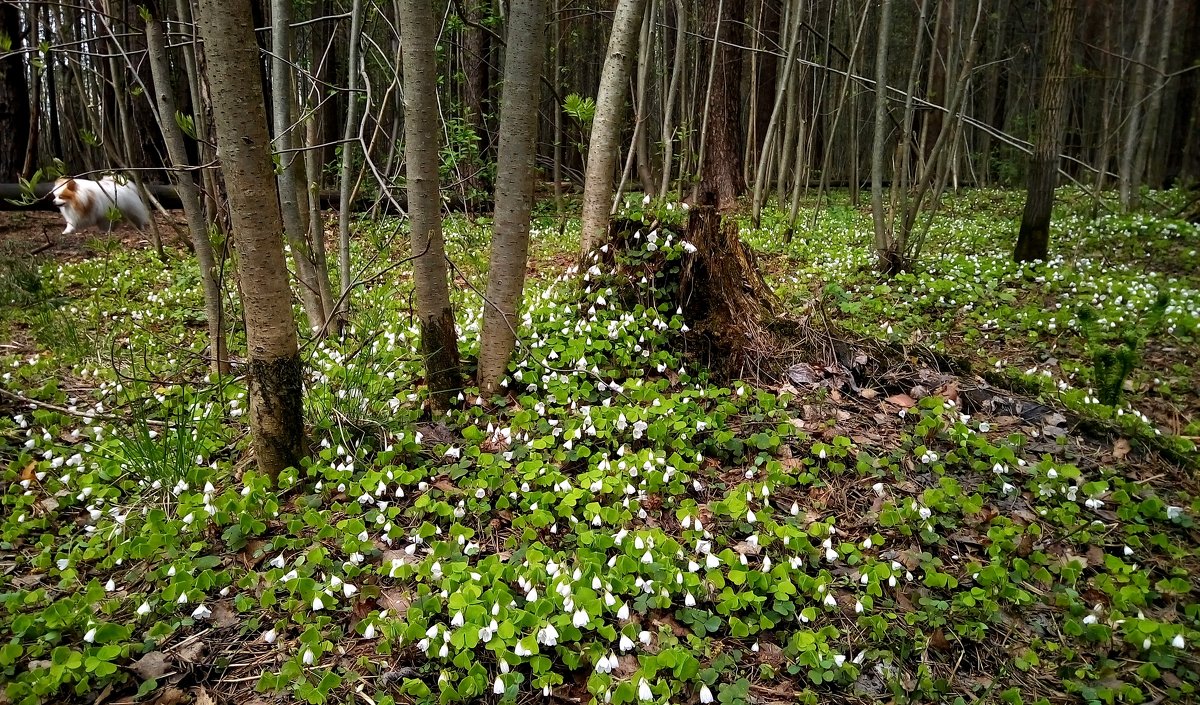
[50,176,150,235]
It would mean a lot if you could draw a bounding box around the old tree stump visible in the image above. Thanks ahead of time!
[603,194,796,380]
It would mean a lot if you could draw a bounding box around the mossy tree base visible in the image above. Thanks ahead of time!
[247,354,306,478]
[421,306,462,412]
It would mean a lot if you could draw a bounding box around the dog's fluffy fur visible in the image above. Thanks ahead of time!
[51,176,150,235]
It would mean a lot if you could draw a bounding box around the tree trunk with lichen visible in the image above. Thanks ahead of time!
[579,0,648,252]
[477,0,546,395]
[196,0,306,478]
[398,0,462,410]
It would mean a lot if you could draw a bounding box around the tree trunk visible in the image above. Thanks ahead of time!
[1133,0,1175,190]
[174,0,220,223]
[698,0,745,211]
[145,6,229,377]
[693,0,724,201]
[272,0,329,333]
[553,0,564,214]
[673,194,779,376]
[106,46,164,259]
[1015,0,1076,262]
[871,0,894,270]
[579,0,648,252]
[1119,0,1154,210]
[337,0,364,318]
[304,107,339,326]
[477,0,546,395]
[0,4,30,179]
[754,0,782,170]
[634,0,656,198]
[814,1,871,215]
[195,0,306,478]
[889,0,930,237]
[398,0,462,410]
[751,0,802,224]
[658,0,686,196]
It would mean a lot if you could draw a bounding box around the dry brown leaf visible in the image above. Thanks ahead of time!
[929,628,953,652]
[238,539,269,569]
[378,588,412,615]
[1016,532,1034,558]
[195,687,216,705]
[756,641,786,668]
[885,393,916,408]
[130,651,171,681]
[732,540,761,556]
[210,602,238,629]
[858,388,878,400]
[175,639,206,664]
[648,611,690,638]
[614,654,640,678]
[430,476,459,494]
[152,687,187,705]
[1113,438,1131,460]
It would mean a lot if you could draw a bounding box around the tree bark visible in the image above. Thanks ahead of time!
[1119,0,1154,210]
[579,0,648,252]
[658,0,686,197]
[337,0,364,317]
[145,6,229,376]
[398,0,462,410]
[1015,0,1076,262]
[272,0,329,333]
[698,0,745,211]
[195,0,306,478]
[751,0,802,225]
[1133,0,1175,190]
[634,0,656,198]
[477,0,546,395]
[0,4,29,179]
[871,0,893,270]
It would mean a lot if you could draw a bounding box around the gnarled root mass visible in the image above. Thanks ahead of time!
[602,202,815,382]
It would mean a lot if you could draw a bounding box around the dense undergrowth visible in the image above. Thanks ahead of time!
[0,188,1197,705]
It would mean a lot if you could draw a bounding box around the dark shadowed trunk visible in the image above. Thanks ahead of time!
[0,4,30,181]
[699,0,745,211]
[1015,0,1076,262]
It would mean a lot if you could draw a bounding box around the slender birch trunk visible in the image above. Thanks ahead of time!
[579,0,649,252]
[1133,0,1175,190]
[195,0,306,478]
[477,0,547,395]
[145,7,228,376]
[751,0,803,225]
[272,0,328,333]
[635,0,656,197]
[871,0,893,269]
[337,0,364,316]
[397,0,462,409]
[1119,0,1154,210]
[658,0,685,196]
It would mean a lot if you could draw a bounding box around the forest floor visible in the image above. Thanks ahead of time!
[0,188,1197,705]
